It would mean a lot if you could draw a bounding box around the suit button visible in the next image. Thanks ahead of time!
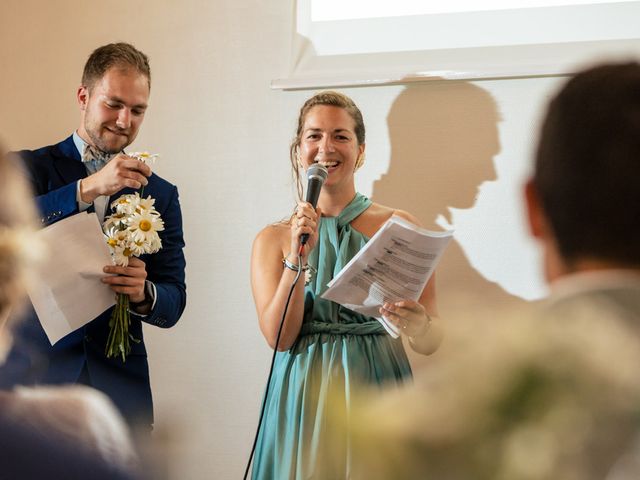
[84,335,91,342]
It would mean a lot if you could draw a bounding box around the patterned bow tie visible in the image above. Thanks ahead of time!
[82,144,115,174]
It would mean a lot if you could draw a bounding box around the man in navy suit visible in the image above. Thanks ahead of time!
[1,42,186,432]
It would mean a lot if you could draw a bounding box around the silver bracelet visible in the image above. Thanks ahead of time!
[283,257,305,272]
[282,256,317,285]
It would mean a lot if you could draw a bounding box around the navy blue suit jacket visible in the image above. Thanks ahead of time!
[0,135,186,427]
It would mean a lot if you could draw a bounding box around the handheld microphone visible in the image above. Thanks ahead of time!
[300,163,328,245]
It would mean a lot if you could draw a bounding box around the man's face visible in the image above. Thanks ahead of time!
[77,67,150,153]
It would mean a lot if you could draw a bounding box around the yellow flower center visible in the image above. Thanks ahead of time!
[107,238,118,247]
[139,219,152,232]
[123,248,132,257]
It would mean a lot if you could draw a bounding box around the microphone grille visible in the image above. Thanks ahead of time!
[307,163,328,182]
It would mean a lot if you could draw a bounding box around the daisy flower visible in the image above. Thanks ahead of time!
[128,211,164,247]
[129,151,158,164]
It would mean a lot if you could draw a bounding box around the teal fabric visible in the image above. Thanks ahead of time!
[252,193,412,480]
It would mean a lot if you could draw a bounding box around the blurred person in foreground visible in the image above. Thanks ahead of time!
[0,145,141,479]
[0,42,186,434]
[339,62,640,480]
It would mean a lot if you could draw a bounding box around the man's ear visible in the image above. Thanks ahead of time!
[77,85,89,111]
[524,179,546,239]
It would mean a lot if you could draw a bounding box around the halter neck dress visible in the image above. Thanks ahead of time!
[252,193,412,479]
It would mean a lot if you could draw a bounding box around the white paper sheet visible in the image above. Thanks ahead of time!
[27,212,115,345]
[321,216,453,337]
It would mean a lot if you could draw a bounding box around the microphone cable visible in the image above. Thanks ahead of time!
[243,245,304,480]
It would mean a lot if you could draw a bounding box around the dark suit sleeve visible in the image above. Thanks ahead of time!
[15,150,82,226]
[140,184,187,329]
[34,182,79,225]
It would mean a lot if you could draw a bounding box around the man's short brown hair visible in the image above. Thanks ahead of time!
[533,62,640,267]
[81,42,150,91]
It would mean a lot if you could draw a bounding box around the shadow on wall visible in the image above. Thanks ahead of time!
[372,82,528,366]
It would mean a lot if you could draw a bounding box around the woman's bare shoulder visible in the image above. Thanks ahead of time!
[353,202,400,237]
[254,221,290,245]
[388,207,423,227]
[366,202,423,227]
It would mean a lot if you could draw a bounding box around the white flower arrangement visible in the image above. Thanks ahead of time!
[103,152,164,361]
[104,193,164,267]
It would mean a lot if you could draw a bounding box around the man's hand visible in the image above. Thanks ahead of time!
[80,153,152,203]
[102,256,147,303]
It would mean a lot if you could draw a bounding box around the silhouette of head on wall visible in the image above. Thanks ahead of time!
[373,82,500,226]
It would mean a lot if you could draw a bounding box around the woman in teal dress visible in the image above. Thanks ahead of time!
[250,91,443,479]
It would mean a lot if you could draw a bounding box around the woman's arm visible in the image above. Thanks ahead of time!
[250,203,320,351]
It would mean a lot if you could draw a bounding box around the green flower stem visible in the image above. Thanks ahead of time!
[105,293,131,362]
[104,183,151,362]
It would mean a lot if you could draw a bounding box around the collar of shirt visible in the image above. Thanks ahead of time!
[547,269,640,306]
[72,131,87,159]
[72,131,111,222]
[71,131,124,163]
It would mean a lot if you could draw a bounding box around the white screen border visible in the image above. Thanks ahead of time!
[273,0,640,90]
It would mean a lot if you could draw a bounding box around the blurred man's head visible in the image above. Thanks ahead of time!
[526,62,640,281]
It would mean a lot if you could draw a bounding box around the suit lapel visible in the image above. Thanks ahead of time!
[52,135,87,185]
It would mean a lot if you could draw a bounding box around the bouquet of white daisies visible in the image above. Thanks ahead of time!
[103,153,164,361]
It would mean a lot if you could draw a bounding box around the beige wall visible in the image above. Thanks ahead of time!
[0,1,617,478]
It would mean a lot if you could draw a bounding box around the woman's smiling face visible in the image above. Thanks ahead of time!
[299,105,365,189]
